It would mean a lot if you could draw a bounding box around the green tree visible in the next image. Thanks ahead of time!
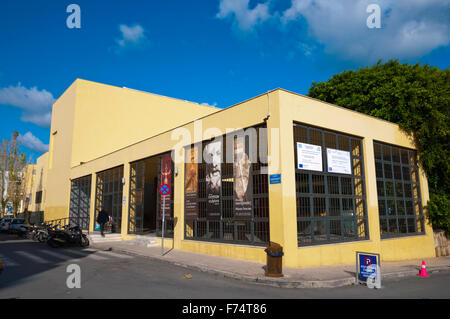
[0,131,28,217]
[308,59,450,233]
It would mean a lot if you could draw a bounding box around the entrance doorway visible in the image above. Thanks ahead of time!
[129,153,174,236]
[129,157,158,234]
[94,166,124,234]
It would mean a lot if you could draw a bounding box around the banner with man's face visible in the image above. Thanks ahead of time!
[185,145,198,219]
[160,154,172,219]
[233,136,253,219]
[205,140,222,219]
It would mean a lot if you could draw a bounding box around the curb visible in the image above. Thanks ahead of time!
[94,244,450,289]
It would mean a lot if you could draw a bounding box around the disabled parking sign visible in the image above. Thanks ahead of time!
[356,252,382,289]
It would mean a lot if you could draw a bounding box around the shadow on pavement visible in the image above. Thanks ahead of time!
[0,234,95,290]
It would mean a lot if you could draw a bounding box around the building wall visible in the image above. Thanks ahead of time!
[44,79,218,222]
[71,80,218,168]
[64,86,435,267]
[70,90,275,263]
[44,81,78,221]
[19,164,36,212]
[29,152,48,212]
[277,90,435,266]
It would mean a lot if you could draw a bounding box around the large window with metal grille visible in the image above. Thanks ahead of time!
[374,142,424,238]
[294,123,369,246]
[184,125,269,246]
[69,175,91,230]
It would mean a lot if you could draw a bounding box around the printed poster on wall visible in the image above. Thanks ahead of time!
[185,146,199,219]
[160,154,172,219]
[233,136,253,219]
[327,148,352,175]
[205,140,222,219]
[296,142,323,172]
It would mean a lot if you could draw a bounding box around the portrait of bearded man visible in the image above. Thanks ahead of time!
[205,140,222,194]
[234,137,251,201]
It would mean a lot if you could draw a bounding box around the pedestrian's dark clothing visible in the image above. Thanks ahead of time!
[97,210,109,224]
[97,209,109,236]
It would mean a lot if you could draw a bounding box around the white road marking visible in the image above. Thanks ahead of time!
[15,251,50,264]
[95,250,133,259]
[0,253,19,267]
[39,249,73,260]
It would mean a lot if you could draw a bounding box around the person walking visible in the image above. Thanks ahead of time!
[96,208,109,237]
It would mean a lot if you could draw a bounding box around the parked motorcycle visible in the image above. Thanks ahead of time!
[28,223,51,242]
[46,224,89,248]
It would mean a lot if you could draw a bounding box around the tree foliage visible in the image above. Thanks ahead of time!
[308,59,450,233]
[0,131,28,217]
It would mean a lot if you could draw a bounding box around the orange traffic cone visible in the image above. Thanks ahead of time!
[418,260,429,277]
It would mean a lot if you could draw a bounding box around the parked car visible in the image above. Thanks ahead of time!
[0,218,12,232]
[9,219,28,234]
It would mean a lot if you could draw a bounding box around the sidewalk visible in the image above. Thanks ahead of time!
[92,241,450,288]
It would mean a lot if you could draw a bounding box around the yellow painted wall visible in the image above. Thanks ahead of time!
[70,90,274,262]
[29,152,48,212]
[44,81,78,221]
[71,79,218,168]
[44,79,218,222]
[20,164,36,212]
[277,90,435,266]
[51,83,435,267]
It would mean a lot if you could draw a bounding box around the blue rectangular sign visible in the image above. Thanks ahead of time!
[269,174,281,184]
[356,252,380,282]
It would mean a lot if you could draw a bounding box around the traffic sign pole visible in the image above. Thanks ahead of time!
[159,184,170,256]
[162,196,165,255]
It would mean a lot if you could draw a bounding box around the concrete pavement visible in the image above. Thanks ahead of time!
[91,241,450,288]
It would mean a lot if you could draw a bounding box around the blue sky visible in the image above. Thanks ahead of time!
[0,0,449,162]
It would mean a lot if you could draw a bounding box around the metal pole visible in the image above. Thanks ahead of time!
[161,195,165,255]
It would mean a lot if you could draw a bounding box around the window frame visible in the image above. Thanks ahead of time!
[183,124,270,247]
[374,141,425,239]
[294,122,369,247]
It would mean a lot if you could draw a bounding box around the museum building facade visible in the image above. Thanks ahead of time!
[29,79,436,267]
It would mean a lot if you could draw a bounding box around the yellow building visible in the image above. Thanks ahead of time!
[34,78,436,267]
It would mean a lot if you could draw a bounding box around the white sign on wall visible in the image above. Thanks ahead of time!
[296,142,323,172]
[327,148,352,175]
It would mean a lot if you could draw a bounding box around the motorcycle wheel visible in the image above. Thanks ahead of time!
[80,235,89,247]
[38,232,46,243]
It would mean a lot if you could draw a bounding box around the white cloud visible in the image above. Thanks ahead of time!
[19,132,49,153]
[114,24,148,53]
[201,102,218,107]
[280,0,450,62]
[216,0,271,31]
[0,83,54,128]
[216,0,450,61]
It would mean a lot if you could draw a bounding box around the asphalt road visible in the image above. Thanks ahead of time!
[1,233,450,299]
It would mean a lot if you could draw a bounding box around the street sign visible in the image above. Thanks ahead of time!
[7,206,12,212]
[269,174,281,184]
[159,184,170,196]
[159,184,171,256]
[356,251,382,289]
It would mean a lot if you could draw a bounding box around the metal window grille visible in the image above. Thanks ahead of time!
[69,175,91,230]
[184,125,270,246]
[94,165,124,233]
[373,142,424,238]
[128,161,145,234]
[294,123,369,246]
